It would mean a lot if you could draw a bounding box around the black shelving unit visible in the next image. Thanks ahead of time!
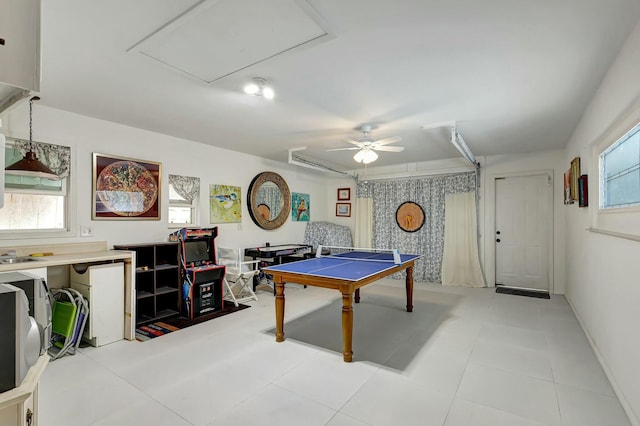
[114,242,180,326]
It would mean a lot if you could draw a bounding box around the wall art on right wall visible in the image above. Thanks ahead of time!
[579,174,589,207]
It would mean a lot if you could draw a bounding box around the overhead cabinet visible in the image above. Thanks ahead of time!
[0,0,41,112]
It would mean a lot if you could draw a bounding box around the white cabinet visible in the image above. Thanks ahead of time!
[70,263,124,347]
[0,355,47,426]
[0,0,41,112]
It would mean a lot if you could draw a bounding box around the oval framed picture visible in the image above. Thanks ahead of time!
[395,201,425,233]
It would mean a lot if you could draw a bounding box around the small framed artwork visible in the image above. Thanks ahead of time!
[209,184,242,223]
[564,169,573,205]
[337,187,351,200]
[291,192,310,221]
[92,153,161,220]
[579,174,589,207]
[396,201,425,233]
[570,157,581,202]
[336,202,351,217]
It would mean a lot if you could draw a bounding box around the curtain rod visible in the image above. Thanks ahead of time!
[356,168,475,182]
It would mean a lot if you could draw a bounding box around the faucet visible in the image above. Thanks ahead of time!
[0,250,17,259]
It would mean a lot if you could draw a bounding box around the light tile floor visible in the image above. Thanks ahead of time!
[39,280,631,426]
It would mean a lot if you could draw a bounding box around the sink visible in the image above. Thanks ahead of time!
[0,256,44,264]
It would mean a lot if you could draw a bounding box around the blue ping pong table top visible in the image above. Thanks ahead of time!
[262,251,421,282]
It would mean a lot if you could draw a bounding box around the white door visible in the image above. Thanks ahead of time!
[495,174,551,291]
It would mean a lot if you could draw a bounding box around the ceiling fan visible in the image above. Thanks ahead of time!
[327,125,404,164]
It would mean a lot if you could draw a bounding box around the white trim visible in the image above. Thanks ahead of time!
[589,94,640,238]
[587,227,640,243]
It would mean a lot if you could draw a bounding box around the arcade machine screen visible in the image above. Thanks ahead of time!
[183,240,210,266]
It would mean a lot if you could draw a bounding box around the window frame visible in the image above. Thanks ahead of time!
[167,182,198,228]
[590,98,640,238]
[0,139,75,240]
[599,121,640,210]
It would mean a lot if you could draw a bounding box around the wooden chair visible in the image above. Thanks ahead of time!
[217,247,259,307]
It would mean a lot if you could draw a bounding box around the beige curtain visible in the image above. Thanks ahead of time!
[441,191,485,287]
[354,197,373,248]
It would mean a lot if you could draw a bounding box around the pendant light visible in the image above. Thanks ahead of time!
[5,97,58,180]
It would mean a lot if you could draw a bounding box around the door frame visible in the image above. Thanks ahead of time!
[484,169,554,293]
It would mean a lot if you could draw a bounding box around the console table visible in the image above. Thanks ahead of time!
[245,244,313,293]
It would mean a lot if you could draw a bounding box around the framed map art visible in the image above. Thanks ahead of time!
[92,153,161,220]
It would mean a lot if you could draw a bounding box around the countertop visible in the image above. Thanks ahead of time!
[0,242,133,273]
[0,250,132,273]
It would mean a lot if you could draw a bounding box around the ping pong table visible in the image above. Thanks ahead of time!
[262,249,421,362]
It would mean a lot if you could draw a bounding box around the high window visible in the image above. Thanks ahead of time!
[168,174,200,227]
[600,121,640,209]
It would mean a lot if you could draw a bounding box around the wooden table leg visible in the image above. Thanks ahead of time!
[341,291,354,362]
[275,278,285,342]
[354,288,360,303]
[405,266,414,313]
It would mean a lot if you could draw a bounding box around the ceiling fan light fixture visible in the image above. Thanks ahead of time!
[243,77,275,99]
[353,149,378,164]
[329,125,402,165]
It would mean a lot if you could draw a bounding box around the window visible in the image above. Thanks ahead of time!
[0,138,71,236]
[2,186,66,230]
[600,121,640,209]
[168,174,200,227]
[590,100,640,239]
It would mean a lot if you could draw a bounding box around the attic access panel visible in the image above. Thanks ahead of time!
[129,0,330,83]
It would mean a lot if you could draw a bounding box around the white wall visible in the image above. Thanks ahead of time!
[563,19,640,425]
[0,105,354,249]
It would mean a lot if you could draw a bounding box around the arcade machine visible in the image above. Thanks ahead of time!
[173,227,225,319]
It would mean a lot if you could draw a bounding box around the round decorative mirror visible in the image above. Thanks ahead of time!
[247,171,291,230]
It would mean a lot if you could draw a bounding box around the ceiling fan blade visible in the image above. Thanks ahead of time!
[344,138,363,147]
[373,136,402,146]
[374,145,405,152]
[326,147,360,152]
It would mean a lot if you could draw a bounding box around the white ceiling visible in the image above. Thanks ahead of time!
[37,0,640,170]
